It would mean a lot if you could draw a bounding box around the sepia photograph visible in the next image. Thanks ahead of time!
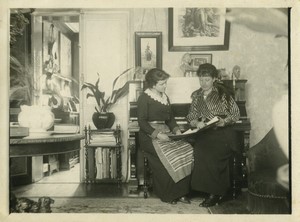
[135,31,162,73]
[169,8,230,51]
[0,1,299,222]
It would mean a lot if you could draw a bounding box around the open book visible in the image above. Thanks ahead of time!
[168,116,220,140]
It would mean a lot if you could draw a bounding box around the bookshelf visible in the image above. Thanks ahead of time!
[84,125,122,185]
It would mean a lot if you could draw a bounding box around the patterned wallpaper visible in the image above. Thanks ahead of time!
[228,24,288,146]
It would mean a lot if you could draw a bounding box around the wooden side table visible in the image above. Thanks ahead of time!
[84,126,122,185]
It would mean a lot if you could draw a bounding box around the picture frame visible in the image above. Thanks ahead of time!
[168,8,230,51]
[190,54,212,70]
[135,32,162,74]
[42,21,60,74]
[59,32,72,78]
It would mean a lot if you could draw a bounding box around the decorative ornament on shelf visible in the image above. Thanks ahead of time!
[180,53,196,77]
[81,67,139,129]
[232,65,241,80]
[18,105,55,137]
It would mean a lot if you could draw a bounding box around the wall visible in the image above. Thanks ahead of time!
[132,8,288,146]
[81,11,132,180]
[81,8,288,180]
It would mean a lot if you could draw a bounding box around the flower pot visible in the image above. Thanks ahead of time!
[92,112,115,129]
[18,105,55,137]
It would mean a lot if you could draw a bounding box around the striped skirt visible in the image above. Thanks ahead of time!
[152,139,194,183]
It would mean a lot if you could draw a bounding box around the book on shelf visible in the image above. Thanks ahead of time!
[90,133,117,146]
[95,147,117,179]
[53,124,79,134]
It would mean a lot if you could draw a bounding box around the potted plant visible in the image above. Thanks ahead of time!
[81,67,141,129]
[9,10,32,108]
[8,10,56,137]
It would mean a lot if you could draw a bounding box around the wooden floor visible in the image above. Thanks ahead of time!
[11,163,250,214]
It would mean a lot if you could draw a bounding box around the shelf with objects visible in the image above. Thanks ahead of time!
[127,77,251,199]
[84,125,123,185]
[36,14,81,175]
[9,11,82,185]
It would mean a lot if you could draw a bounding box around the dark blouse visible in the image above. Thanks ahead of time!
[186,86,240,125]
[137,90,179,138]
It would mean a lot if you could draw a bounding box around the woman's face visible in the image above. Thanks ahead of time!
[153,79,168,93]
[199,76,215,91]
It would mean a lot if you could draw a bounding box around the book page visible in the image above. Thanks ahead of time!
[206,116,220,125]
[182,116,219,135]
[182,128,199,135]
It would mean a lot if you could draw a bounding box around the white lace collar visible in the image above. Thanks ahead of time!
[145,88,169,105]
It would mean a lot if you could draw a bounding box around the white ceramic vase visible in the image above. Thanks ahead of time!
[18,105,55,136]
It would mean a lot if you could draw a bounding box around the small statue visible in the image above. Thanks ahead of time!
[232,65,241,79]
[180,53,194,75]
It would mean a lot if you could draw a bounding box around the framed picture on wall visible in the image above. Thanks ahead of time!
[168,8,230,51]
[42,21,60,74]
[60,32,72,78]
[190,54,212,70]
[135,32,162,75]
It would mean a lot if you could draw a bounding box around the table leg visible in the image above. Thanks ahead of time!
[116,147,122,186]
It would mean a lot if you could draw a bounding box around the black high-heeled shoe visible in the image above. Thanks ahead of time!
[178,196,191,204]
[199,194,222,207]
[168,200,177,205]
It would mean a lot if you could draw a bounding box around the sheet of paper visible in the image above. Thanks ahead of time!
[206,116,219,125]
[182,117,219,135]
[182,128,199,135]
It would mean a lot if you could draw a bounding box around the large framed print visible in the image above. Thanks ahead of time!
[135,32,162,74]
[168,8,230,51]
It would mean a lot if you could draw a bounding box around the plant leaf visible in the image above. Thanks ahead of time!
[86,93,95,99]
[95,106,100,113]
[110,82,129,104]
[81,83,96,92]
[95,73,100,89]
[112,67,132,90]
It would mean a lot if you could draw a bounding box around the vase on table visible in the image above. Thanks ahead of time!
[18,105,55,137]
[92,112,115,129]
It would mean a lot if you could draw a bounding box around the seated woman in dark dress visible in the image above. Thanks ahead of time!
[186,63,240,207]
[137,68,193,204]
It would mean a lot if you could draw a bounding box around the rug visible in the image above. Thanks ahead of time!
[49,197,209,214]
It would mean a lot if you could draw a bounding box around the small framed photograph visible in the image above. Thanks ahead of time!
[135,32,162,73]
[190,54,212,70]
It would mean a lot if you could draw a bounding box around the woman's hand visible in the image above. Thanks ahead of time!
[175,130,182,135]
[196,121,206,129]
[216,118,225,127]
[157,132,170,141]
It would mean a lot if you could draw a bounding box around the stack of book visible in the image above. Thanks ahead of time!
[95,148,117,179]
[54,124,79,134]
[90,131,117,146]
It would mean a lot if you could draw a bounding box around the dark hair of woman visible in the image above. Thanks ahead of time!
[144,68,170,89]
[197,63,234,102]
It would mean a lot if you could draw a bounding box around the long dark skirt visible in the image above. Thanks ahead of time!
[191,127,237,196]
[139,132,191,202]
